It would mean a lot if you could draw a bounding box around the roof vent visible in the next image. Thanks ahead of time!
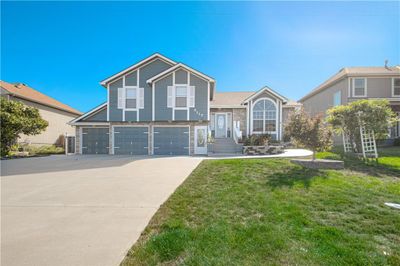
[385,59,389,69]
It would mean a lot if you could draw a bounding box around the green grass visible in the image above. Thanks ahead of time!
[122,148,400,265]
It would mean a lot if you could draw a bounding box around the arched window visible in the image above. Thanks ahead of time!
[252,98,277,133]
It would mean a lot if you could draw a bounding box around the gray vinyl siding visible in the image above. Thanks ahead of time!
[175,110,187,120]
[125,70,137,86]
[107,59,172,122]
[125,111,137,121]
[302,78,348,116]
[139,59,172,121]
[82,107,107,122]
[175,69,188,84]
[155,74,173,120]
[109,79,123,121]
[348,77,393,99]
[189,74,208,120]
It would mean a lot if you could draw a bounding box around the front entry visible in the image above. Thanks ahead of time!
[194,126,208,154]
[215,113,227,138]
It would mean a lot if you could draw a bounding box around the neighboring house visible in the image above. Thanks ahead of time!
[299,66,400,140]
[70,53,300,155]
[1,81,82,146]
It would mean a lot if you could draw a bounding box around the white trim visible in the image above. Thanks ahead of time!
[69,103,107,125]
[79,127,82,154]
[279,100,282,140]
[107,84,110,121]
[111,125,150,155]
[122,76,126,121]
[352,77,367,97]
[250,97,278,135]
[207,82,210,120]
[152,82,155,121]
[100,53,176,86]
[124,86,138,111]
[246,103,250,136]
[250,100,253,134]
[243,86,287,104]
[392,77,400,97]
[187,72,190,121]
[137,69,140,122]
[72,122,110,126]
[172,72,175,120]
[146,63,215,84]
[151,125,191,156]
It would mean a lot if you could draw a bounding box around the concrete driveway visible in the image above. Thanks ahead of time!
[1,155,203,266]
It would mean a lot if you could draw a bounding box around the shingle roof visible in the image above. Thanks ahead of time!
[0,80,82,115]
[210,91,300,108]
[300,66,400,102]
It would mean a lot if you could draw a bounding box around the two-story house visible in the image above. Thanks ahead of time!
[70,53,300,155]
[299,65,400,140]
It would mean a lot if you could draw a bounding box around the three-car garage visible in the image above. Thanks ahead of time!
[79,126,192,155]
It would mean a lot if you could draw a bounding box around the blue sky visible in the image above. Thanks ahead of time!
[2,1,399,112]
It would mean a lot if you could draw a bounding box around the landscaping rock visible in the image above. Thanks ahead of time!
[291,159,344,169]
[243,145,284,155]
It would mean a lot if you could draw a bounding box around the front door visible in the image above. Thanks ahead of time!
[215,113,227,138]
[194,126,208,154]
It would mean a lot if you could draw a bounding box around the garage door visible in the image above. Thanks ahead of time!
[153,127,189,155]
[113,127,149,155]
[82,128,109,154]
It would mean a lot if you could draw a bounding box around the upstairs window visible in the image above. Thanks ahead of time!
[333,91,341,106]
[353,78,366,97]
[175,85,187,107]
[393,78,400,97]
[125,87,137,109]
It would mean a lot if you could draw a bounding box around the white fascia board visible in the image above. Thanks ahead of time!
[69,122,110,126]
[69,103,107,125]
[147,63,215,84]
[242,87,287,104]
[100,53,176,86]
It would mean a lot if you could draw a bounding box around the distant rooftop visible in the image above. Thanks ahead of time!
[300,66,400,102]
[1,80,82,115]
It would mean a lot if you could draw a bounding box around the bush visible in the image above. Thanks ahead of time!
[394,137,400,146]
[242,134,271,146]
[14,144,64,155]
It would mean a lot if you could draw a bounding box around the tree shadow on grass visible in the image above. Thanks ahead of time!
[266,167,328,189]
[344,157,400,178]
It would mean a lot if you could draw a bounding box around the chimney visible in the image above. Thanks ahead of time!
[384,59,389,68]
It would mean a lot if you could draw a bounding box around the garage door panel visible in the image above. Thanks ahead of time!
[82,128,109,154]
[153,127,189,156]
[113,127,148,155]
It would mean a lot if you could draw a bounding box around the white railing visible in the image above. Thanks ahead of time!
[233,121,242,144]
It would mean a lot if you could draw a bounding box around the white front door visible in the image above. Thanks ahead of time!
[194,126,208,154]
[215,113,227,138]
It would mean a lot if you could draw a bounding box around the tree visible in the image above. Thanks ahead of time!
[326,99,397,153]
[285,108,333,160]
[0,97,48,156]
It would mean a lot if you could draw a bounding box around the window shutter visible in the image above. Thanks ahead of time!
[118,87,125,109]
[189,86,195,107]
[167,86,174,108]
[138,87,144,109]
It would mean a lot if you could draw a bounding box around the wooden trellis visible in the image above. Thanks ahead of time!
[342,133,354,153]
[359,126,378,159]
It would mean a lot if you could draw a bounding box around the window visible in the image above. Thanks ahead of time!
[125,87,137,109]
[393,78,400,97]
[353,78,366,97]
[333,91,341,106]
[175,85,187,107]
[252,98,277,133]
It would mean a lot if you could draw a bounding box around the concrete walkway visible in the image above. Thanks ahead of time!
[207,148,313,159]
[1,155,202,266]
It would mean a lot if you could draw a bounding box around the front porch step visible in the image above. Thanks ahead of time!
[210,138,243,153]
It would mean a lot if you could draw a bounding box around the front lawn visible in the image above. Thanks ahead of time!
[122,148,400,265]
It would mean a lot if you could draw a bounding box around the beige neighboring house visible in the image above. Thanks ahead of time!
[299,65,400,141]
[1,80,82,146]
